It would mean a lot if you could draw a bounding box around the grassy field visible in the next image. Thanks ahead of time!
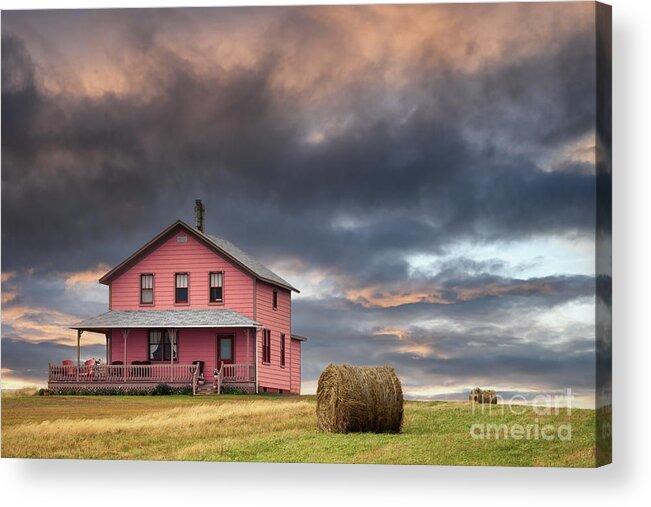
[1,393,598,466]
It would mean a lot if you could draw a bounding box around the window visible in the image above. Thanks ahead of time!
[262,329,271,364]
[175,273,189,303]
[140,274,154,304]
[273,289,278,310]
[280,333,286,367]
[148,330,177,361]
[209,272,223,303]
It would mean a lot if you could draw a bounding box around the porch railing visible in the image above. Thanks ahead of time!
[220,363,255,382]
[48,363,198,383]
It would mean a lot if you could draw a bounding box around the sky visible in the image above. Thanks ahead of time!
[1,3,607,406]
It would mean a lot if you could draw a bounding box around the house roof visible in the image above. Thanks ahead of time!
[201,231,297,292]
[291,334,308,342]
[98,220,299,292]
[71,309,261,332]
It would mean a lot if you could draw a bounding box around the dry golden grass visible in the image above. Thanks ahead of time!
[9,400,312,437]
[2,394,599,466]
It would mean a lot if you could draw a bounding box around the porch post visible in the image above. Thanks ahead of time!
[121,328,129,381]
[167,328,177,381]
[255,327,259,394]
[246,328,250,380]
[76,329,83,366]
[105,332,110,364]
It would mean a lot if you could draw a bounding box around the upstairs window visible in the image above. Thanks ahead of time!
[209,272,223,303]
[280,333,286,367]
[273,289,278,310]
[175,273,189,304]
[262,329,271,364]
[140,274,154,304]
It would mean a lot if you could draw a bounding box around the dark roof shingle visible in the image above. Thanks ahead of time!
[202,232,298,292]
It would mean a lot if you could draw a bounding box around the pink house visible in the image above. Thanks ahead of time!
[48,201,306,395]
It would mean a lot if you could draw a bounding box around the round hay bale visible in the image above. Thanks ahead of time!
[469,387,498,404]
[316,364,403,434]
[483,390,498,404]
[469,387,482,402]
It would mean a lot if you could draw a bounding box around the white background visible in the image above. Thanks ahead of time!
[1,0,649,505]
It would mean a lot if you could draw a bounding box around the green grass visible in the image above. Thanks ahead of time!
[1,394,597,466]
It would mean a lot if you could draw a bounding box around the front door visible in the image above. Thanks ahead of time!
[217,334,235,370]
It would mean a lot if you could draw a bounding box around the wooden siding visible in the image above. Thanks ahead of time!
[110,329,148,366]
[110,229,254,316]
[110,327,255,382]
[290,338,301,394]
[255,281,292,392]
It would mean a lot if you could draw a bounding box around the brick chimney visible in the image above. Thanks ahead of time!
[194,199,205,233]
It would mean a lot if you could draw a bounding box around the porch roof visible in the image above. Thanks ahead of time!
[71,309,262,332]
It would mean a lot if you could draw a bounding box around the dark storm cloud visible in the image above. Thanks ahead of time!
[2,5,596,277]
[294,295,596,395]
[292,273,593,340]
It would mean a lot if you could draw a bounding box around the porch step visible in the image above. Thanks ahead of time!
[194,385,216,396]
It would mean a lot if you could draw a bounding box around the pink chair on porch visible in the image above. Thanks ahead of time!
[78,359,96,379]
[62,360,75,377]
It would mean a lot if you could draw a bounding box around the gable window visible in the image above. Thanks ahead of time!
[140,274,154,304]
[273,289,278,310]
[175,273,189,304]
[209,272,223,303]
[280,333,286,367]
[262,329,271,364]
[148,330,177,361]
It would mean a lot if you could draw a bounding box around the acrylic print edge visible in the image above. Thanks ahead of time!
[595,0,612,468]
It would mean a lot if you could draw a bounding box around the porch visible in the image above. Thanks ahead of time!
[51,309,262,395]
[47,362,255,394]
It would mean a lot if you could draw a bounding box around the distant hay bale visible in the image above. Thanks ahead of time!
[483,389,498,404]
[469,387,482,403]
[469,387,498,404]
[316,364,403,434]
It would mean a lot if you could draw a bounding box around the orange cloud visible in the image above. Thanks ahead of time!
[2,271,19,304]
[372,326,450,359]
[19,2,594,104]
[373,326,408,340]
[2,271,16,283]
[347,286,451,308]
[393,343,436,359]
[1,305,105,346]
[2,290,18,304]
[347,278,564,309]
[64,263,111,289]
